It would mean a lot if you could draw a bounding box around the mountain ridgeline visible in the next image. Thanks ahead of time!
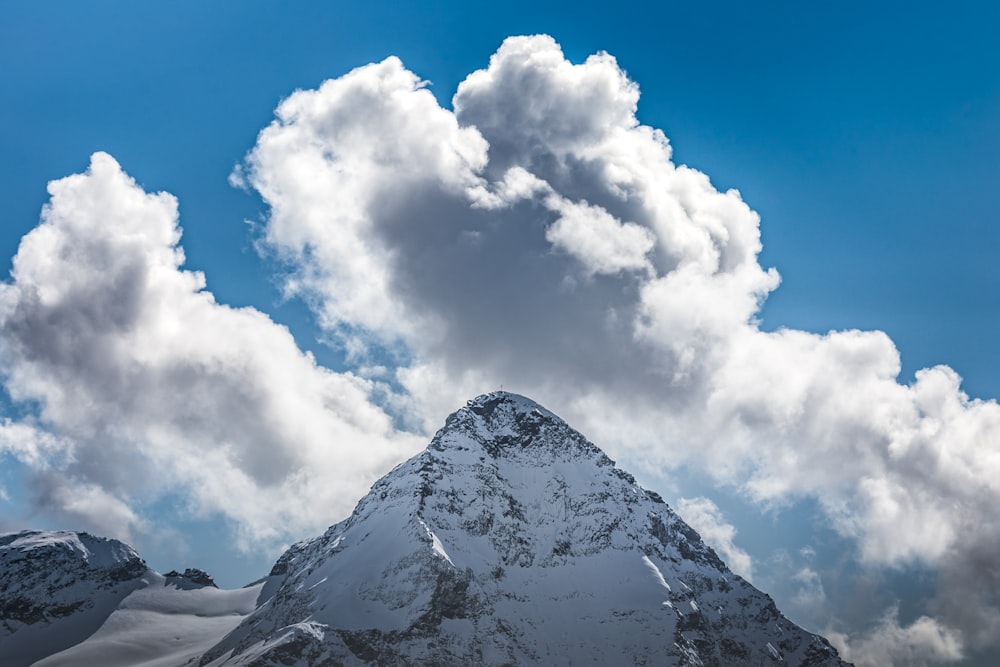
[1,392,850,666]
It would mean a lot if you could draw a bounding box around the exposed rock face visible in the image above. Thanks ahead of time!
[203,392,850,666]
[0,531,149,666]
[165,568,219,589]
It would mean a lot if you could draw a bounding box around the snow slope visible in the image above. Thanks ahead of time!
[35,574,262,667]
[203,392,849,666]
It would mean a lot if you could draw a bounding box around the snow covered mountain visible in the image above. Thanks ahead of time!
[0,531,260,667]
[201,392,850,666]
[0,530,149,665]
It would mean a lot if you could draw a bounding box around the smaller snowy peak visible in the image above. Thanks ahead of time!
[0,530,145,583]
[2,530,89,554]
[0,530,151,666]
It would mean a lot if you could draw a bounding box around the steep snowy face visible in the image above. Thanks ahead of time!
[205,392,848,666]
[0,530,149,666]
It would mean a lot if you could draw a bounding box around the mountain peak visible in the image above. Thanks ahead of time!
[202,393,849,666]
[434,390,605,465]
[458,391,558,435]
[466,390,549,416]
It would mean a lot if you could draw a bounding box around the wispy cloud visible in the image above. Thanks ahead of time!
[676,497,753,581]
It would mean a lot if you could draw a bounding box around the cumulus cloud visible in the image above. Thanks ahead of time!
[0,153,422,550]
[238,34,1000,654]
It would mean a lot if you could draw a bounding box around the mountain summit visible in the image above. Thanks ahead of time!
[203,392,849,666]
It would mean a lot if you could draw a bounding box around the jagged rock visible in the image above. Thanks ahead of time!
[166,568,219,589]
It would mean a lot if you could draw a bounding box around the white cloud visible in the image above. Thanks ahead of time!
[790,566,828,616]
[0,419,73,469]
[676,497,753,581]
[543,194,655,276]
[453,35,640,162]
[245,56,494,350]
[239,34,1000,653]
[0,153,422,551]
[30,473,148,544]
[829,608,964,667]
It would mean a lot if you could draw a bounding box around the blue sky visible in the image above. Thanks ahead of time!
[2,3,998,665]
